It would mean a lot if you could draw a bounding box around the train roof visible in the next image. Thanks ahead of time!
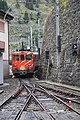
[33,52,38,55]
[12,51,33,55]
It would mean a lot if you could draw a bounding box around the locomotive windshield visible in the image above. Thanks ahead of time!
[30,46,38,52]
[26,54,32,60]
[13,55,19,61]
[20,55,24,60]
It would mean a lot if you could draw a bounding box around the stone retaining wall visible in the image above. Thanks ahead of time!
[41,0,80,86]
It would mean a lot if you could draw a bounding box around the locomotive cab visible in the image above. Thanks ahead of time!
[12,51,34,76]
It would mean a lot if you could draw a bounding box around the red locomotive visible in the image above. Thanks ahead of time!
[12,50,39,77]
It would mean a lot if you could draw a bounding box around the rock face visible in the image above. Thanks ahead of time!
[41,0,80,86]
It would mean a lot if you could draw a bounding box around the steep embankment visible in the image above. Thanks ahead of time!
[41,0,80,86]
[6,0,54,52]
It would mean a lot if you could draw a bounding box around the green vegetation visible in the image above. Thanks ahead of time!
[16,0,20,9]
[25,0,34,10]
[23,11,29,23]
[60,0,69,8]
[5,0,68,52]
[0,0,8,11]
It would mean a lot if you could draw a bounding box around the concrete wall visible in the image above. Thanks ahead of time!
[0,55,3,84]
[0,19,9,78]
[0,20,9,60]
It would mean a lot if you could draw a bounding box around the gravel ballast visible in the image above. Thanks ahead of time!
[0,78,19,104]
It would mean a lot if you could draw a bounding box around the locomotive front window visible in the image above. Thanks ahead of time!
[13,55,19,61]
[26,55,32,60]
[20,55,24,60]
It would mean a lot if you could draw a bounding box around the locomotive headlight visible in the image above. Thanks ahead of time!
[13,64,17,67]
[28,64,32,66]
[20,66,26,70]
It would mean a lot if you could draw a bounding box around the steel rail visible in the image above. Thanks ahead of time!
[27,78,80,105]
[14,94,32,120]
[0,85,24,109]
[35,83,80,115]
[55,94,80,104]
[0,96,13,109]
[23,84,55,120]
[34,76,80,97]
[12,85,24,98]
[37,81,80,97]
[41,84,80,103]
[36,87,80,105]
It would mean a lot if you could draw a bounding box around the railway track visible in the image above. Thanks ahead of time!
[0,78,80,120]
[37,80,80,97]
[35,80,80,108]
[34,78,80,114]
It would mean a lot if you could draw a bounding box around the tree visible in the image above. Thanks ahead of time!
[23,11,29,23]
[30,12,33,20]
[18,15,23,24]
[25,0,34,10]
[16,0,20,9]
[0,0,8,11]
[36,11,41,23]
[45,0,55,3]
